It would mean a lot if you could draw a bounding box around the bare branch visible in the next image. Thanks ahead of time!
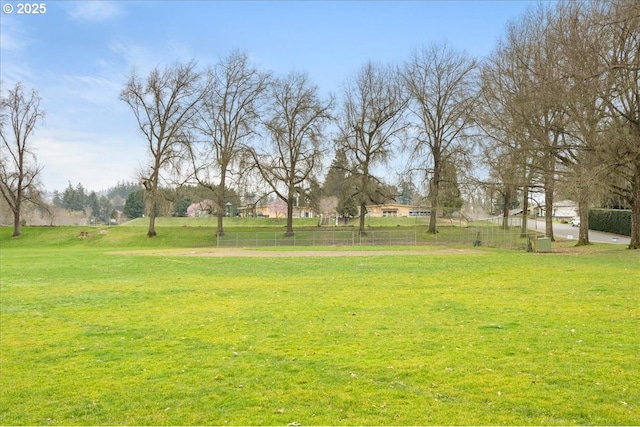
[120,60,206,237]
[0,82,45,237]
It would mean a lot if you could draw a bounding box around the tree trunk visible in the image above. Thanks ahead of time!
[544,192,554,241]
[147,196,157,237]
[428,174,439,234]
[359,201,367,234]
[285,195,294,237]
[520,185,529,237]
[544,152,555,241]
[216,211,224,237]
[147,217,157,237]
[216,169,227,237]
[575,182,591,246]
[12,209,21,237]
[147,200,158,237]
[11,186,22,237]
[629,156,640,250]
[502,184,512,230]
[146,160,160,238]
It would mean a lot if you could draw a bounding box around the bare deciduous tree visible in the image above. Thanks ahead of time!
[600,0,640,249]
[550,1,611,246]
[479,46,534,231]
[402,42,478,233]
[0,82,45,237]
[502,5,568,241]
[120,61,205,237]
[250,72,333,236]
[477,0,639,248]
[191,51,269,236]
[338,62,407,233]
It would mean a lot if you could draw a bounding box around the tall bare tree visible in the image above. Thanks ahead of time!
[191,51,269,236]
[0,83,45,237]
[250,72,333,236]
[338,62,407,233]
[549,1,612,246]
[120,61,205,237]
[402,42,478,233]
[479,39,538,232]
[502,5,569,241]
[600,0,640,249]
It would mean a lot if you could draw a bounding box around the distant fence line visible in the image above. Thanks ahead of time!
[217,225,538,250]
[217,229,418,248]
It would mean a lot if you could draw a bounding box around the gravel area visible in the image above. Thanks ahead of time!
[112,248,486,257]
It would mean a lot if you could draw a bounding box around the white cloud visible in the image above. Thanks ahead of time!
[34,129,145,192]
[166,38,195,62]
[0,18,35,85]
[60,73,124,113]
[0,58,35,89]
[67,1,125,23]
[109,39,160,75]
[0,18,31,53]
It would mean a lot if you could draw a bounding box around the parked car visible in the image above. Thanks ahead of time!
[571,218,580,227]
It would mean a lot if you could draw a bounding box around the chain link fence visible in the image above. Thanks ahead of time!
[217,224,538,250]
[216,229,418,247]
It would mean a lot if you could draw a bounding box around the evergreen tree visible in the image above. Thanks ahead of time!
[62,182,84,212]
[76,183,86,208]
[97,196,113,223]
[439,159,464,216]
[52,191,62,208]
[123,188,145,219]
[397,179,419,205]
[322,149,359,217]
[323,149,349,198]
[87,191,100,218]
[106,181,140,201]
[173,196,192,217]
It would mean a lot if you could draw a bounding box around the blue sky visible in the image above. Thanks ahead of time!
[1,0,536,193]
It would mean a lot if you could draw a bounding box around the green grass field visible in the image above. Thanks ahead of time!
[1,224,638,425]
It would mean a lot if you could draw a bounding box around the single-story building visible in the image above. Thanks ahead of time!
[238,202,434,219]
[363,203,431,218]
[537,199,578,221]
[237,204,316,218]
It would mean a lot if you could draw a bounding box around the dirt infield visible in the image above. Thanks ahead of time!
[112,247,486,257]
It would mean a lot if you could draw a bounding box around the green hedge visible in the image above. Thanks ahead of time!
[589,209,631,236]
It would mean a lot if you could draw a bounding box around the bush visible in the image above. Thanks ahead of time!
[589,209,631,236]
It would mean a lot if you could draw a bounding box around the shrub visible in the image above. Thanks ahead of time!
[589,208,631,236]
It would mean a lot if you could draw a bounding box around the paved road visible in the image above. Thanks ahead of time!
[527,219,630,245]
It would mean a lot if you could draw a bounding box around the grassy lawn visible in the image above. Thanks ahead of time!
[1,225,638,425]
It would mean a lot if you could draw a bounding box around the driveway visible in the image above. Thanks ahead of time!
[528,219,630,245]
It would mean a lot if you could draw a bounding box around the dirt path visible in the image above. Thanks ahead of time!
[112,247,486,257]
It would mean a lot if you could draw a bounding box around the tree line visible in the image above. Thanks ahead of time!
[122,184,243,220]
[2,0,638,248]
[51,182,115,224]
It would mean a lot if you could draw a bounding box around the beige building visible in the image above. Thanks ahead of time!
[238,204,316,219]
[238,202,432,219]
[363,203,431,218]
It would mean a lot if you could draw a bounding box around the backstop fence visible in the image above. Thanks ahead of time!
[216,221,539,250]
